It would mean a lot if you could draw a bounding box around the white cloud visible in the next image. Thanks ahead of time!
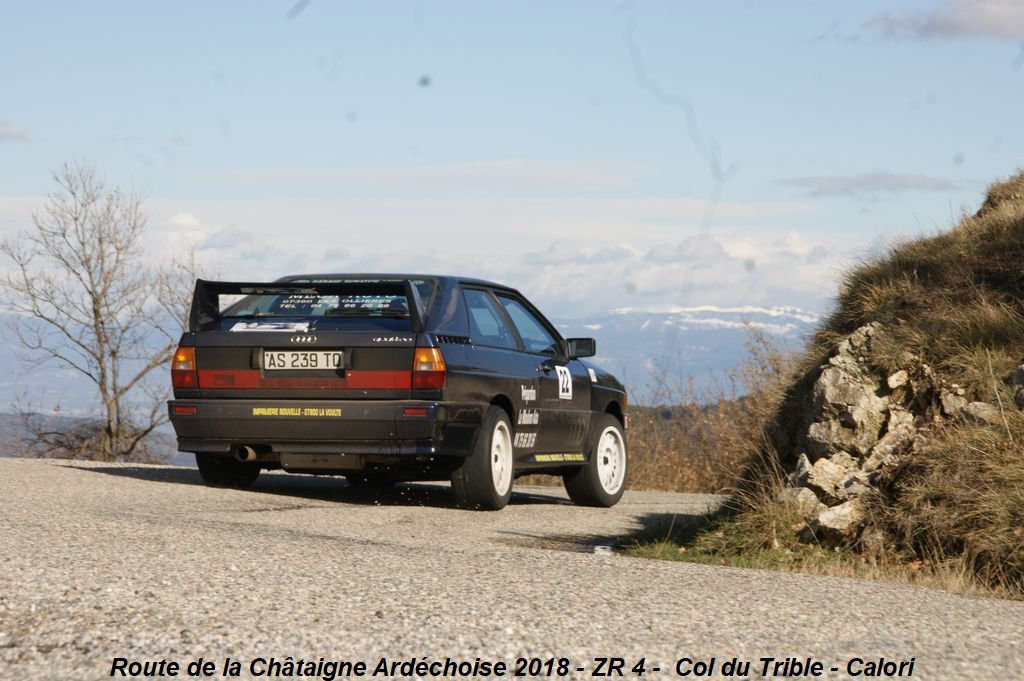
[167,212,201,227]
[645,233,727,263]
[0,193,845,318]
[146,195,846,316]
[141,195,814,260]
[217,160,656,196]
[866,0,1024,40]
[0,121,29,143]
[779,173,958,197]
[197,226,255,251]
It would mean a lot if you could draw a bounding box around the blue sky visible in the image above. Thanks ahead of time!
[1,0,1023,318]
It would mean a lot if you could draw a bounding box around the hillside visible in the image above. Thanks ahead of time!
[657,170,1024,596]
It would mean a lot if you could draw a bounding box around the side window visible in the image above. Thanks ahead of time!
[463,289,518,350]
[497,296,560,356]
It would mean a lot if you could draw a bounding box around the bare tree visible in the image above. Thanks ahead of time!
[1,162,196,461]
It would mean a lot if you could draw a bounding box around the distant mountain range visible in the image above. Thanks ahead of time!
[555,304,820,400]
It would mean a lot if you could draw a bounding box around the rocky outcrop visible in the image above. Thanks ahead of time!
[804,323,889,459]
[961,401,1001,426]
[811,500,864,542]
[779,322,1011,545]
[778,486,825,519]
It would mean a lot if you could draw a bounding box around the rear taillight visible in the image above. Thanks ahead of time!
[171,347,198,388]
[412,347,446,389]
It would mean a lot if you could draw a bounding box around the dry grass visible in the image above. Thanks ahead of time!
[873,415,1024,594]
[624,330,797,492]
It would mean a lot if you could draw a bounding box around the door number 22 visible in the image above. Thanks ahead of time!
[555,365,572,400]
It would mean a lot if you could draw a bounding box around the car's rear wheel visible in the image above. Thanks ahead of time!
[450,406,514,510]
[195,453,261,489]
[563,414,627,507]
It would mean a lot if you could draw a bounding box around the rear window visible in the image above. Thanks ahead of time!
[221,279,435,319]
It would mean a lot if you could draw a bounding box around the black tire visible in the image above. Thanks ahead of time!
[195,453,261,489]
[450,406,514,510]
[563,413,627,507]
[345,472,398,490]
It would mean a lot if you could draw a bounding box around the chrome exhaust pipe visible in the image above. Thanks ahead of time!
[235,445,257,462]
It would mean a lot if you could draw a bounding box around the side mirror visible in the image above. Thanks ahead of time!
[566,337,596,359]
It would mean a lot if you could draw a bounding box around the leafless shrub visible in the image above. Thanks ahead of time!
[0,162,199,461]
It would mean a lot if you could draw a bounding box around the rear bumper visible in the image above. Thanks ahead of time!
[167,398,484,459]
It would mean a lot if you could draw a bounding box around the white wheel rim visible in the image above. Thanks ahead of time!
[491,421,513,496]
[596,426,626,495]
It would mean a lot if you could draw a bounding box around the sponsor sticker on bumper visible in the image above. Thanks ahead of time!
[251,407,343,417]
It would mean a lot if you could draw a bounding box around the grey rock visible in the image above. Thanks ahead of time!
[813,499,864,541]
[805,324,888,458]
[791,452,812,487]
[886,370,909,389]
[1015,386,1024,410]
[888,406,915,431]
[940,390,968,417]
[830,450,859,472]
[961,401,1002,426]
[804,457,849,503]
[1011,365,1024,387]
[838,471,872,500]
[805,420,842,459]
[778,486,826,519]
[805,395,888,459]
[863,408,916,472]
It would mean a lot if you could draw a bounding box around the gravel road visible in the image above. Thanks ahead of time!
[2,458,1023,680]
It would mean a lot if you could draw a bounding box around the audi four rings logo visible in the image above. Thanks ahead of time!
[290,335,317,344]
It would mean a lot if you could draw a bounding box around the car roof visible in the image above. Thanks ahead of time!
[277,273,518,293]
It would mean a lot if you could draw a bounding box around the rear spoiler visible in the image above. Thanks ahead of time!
[188,279,426,333]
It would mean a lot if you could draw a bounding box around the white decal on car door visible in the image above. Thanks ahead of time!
[555,365,572,400]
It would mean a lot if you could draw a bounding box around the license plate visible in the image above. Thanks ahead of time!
[262,350,344,371]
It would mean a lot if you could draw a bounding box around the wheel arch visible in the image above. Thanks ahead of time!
[489,394,515,425]
[604,400,624,427]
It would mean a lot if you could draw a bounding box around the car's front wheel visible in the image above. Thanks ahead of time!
[195,453,261,489]
[563,414,627,507]
[450,406,514,510]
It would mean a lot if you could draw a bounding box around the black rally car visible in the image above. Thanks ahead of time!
[168,274,628,509]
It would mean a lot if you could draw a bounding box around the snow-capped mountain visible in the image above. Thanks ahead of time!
[554,304,820,400]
